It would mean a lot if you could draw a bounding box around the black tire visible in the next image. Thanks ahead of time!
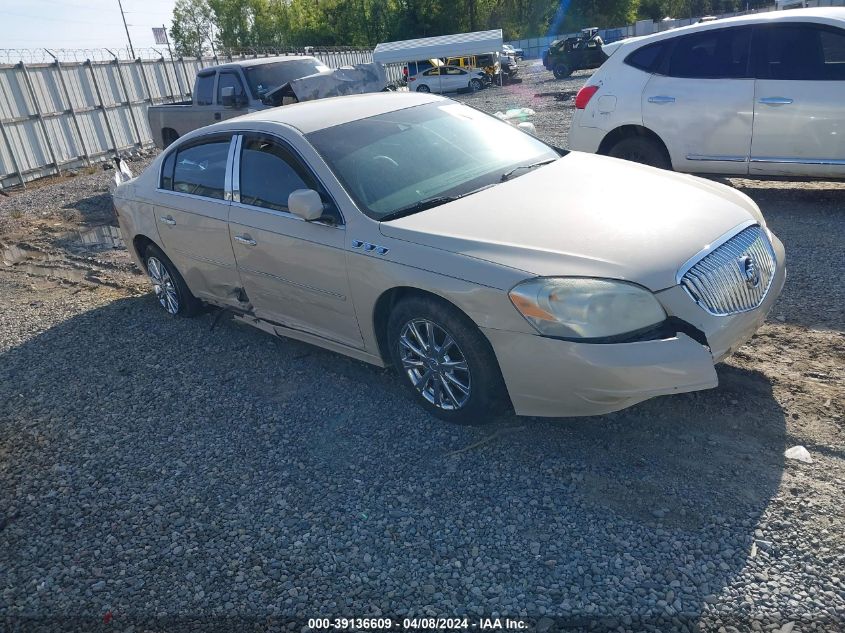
[142,243,201,317]
[607,136,671,170]
[416,84,431,93]
[469,78,483,91]
[387,295,509,424]
[553,63,572,79]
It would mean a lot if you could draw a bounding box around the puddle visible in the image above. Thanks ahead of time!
[72,225,125,251]
[2,244,47,266]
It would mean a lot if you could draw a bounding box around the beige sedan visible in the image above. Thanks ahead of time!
[112,93,785,423]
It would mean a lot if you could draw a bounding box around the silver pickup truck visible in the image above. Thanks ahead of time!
[147,56,332,148]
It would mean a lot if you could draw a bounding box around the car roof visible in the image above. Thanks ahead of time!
[200,55,322,73]
[616,7,845,51]
[210,92,446,135]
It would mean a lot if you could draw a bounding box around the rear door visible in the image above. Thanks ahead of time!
[749,22,845,178]
[642,26,754,175]
[444,67,469,91]
[154,134,243,306]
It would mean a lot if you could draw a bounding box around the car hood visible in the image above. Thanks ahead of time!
[378,152,763,291]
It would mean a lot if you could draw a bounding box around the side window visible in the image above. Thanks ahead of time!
[172,137,231,200]
[195,73,214,106]
[756,24,845,80]
[667,27,751,78]
[217,71,246,104]
[424,68,440,76]
[625,41,667,73]
[446,67,465,75]
[239,136,341,223]
[237,136,314,209]
[160,150,176,190]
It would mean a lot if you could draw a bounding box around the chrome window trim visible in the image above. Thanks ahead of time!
[230,200,343,230]
[749,156,845,165]
[675,219,757,285]
[152,189,230,205]
[231,133,243,202]
[223,136,238,201]
[686,154,748,162]
[156,133,237,201]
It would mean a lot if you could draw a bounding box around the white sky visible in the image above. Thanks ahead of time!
[1,0,177,52]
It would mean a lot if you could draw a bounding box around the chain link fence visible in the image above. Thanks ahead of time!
[0,48,378,190]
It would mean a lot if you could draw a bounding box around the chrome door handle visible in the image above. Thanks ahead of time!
[234,234,256,246]
[648,95,675,104]
[759,97,793,105]
[159,216,175,225]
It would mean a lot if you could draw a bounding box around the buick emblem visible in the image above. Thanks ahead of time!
[738,255,760,289]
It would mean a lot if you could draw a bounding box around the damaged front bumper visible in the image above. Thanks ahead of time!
[484,233,786,418]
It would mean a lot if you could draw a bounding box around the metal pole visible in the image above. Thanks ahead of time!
[0,117,26,189]
[86,59,119,155]
[107,51,144,148]
[163,25,174,59]
[117,0,135,59]
[45,49,91,167]
[137,58,156,108]
[158,55,177,103]
[179,57,192,98]
[18,61,62,176]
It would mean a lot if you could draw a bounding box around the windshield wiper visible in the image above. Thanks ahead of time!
[379,183,497,222]
[379,196,458,222]
[500,158,558,182]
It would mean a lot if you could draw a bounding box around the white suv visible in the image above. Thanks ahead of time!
[568,9,845,179]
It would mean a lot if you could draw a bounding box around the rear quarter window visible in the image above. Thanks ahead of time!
[624,41,667,72]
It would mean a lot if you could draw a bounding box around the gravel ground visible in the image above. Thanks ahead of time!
[1,60,844,632]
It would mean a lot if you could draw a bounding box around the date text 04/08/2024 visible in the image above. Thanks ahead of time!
[307,617,528,630]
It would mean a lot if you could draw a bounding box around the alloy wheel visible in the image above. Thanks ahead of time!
[398,318,471,411]
[147,256,179,315]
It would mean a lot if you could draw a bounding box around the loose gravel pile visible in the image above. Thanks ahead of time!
[0,60,843,633]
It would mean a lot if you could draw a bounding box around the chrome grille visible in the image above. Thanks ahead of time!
[679,225,776,316]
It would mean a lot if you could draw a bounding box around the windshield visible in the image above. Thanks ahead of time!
[244,59,330,100]
[306,102,559,220]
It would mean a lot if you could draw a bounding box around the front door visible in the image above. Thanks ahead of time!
[749,22,845,178]
[642,26,754,175]
[154,133,243,306]
[228,133,363,348]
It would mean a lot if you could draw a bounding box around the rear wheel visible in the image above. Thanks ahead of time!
[607,136,671,170]
[416,84,431,93]
[553,63,572,79]
[143,244,201,317]
[387,296,508,424]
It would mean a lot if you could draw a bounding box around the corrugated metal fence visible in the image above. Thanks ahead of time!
[0,49,375,190]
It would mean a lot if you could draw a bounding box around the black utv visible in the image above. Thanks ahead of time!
[542,27,608,79]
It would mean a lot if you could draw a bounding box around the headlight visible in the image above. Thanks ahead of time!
[509,277,666,339]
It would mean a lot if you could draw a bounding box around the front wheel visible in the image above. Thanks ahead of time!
[469,78,483,91]
[416,84,431,93]
[553,63,572,79]
[607,136,671,170]
[143,244,201,317]
[387,296,508,424]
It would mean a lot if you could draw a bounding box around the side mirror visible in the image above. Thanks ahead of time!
[288,189,325,221]
[221,86,236,108]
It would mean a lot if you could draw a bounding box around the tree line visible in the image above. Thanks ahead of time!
[170,0,774,57]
